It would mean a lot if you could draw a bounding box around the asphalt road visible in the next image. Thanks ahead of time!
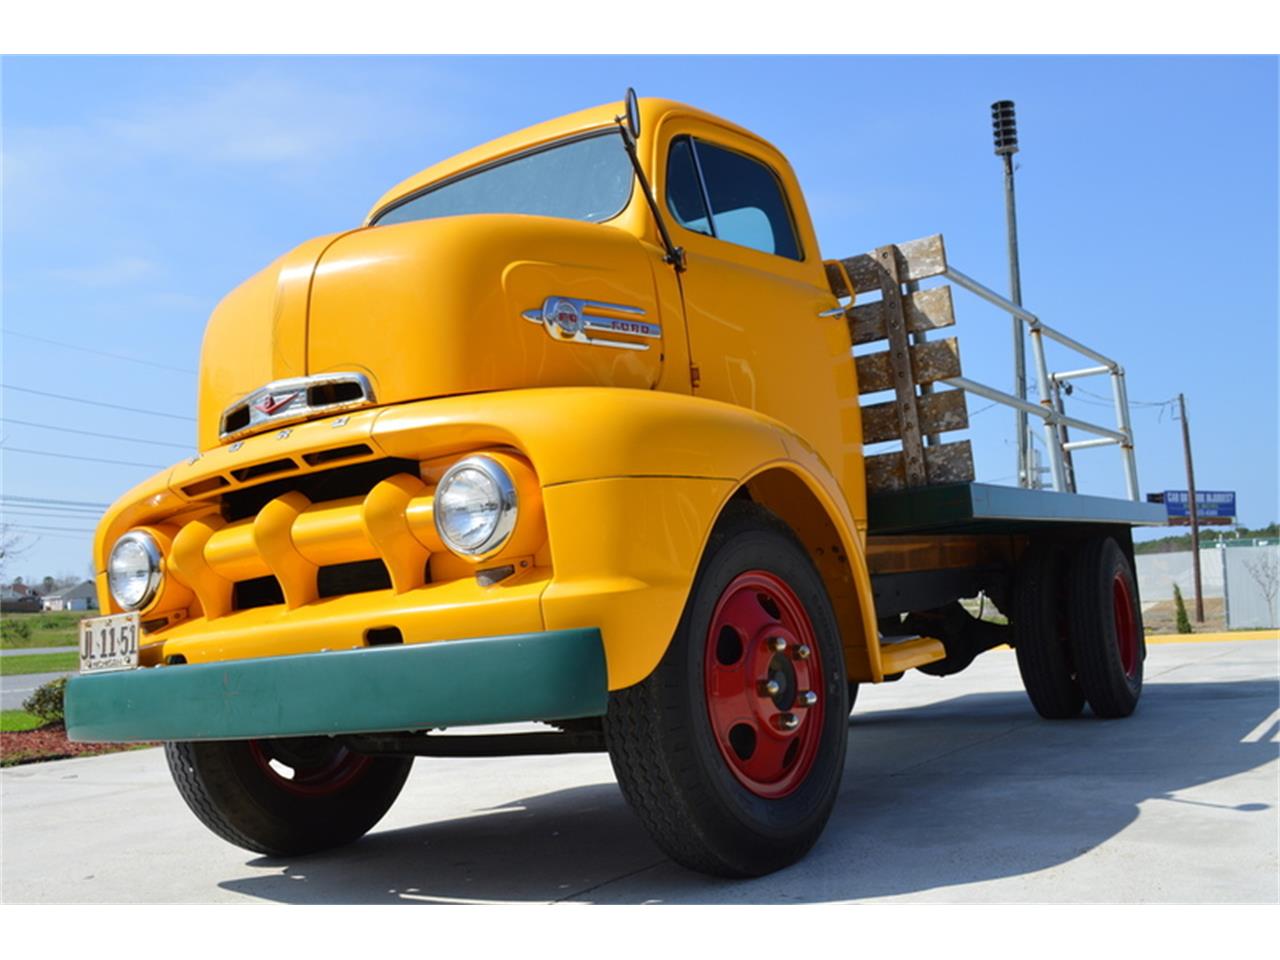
[2,636,1276,904]
[2,670,73,711]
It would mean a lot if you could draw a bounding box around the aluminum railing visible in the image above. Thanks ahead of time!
[939,265,1140,501]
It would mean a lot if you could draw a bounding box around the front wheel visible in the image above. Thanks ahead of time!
[164,737,412,856]
[604,502,848,878]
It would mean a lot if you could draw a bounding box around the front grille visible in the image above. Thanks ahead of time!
[234,575,285,610]
[317,559,392,599]
[221,457,420,522]
[169,454,445,619]
[231,560,397,611]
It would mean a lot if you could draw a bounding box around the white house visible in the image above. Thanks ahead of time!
[41,581,98,612]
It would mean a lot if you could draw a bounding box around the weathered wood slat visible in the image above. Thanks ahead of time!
[827,234,948,298]
[865,440,975,493]
[855,338,961,395]
[850,285,955,345]
[872,244,928,487]
[861,389,969,445]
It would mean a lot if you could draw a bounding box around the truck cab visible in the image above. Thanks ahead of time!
[66,94,1162,878]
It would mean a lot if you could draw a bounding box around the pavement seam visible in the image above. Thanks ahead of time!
[554,857,670,903]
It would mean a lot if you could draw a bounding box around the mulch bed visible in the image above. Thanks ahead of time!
[0,723,158,767]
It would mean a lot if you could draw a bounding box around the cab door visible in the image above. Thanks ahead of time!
[655,118,861,498]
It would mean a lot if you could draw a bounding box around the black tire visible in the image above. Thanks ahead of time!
[1013,542,1085,719]
[847,681,860,715]
[1067,536,1144,718]
[164,737,412,856]
[604,502,848,878]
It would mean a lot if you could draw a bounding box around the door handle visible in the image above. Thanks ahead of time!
[818,306,847,318]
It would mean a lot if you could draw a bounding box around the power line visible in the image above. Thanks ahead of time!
[0,509,102,523]
[0,528,93,542]
[0,505,104,517]
[0,417,191,450]
[0,494,110,508]
[2,384,196,422]
[0,501,105,513]
[2,329,197,374]
[2,523,95,534]
[0,446,165,469]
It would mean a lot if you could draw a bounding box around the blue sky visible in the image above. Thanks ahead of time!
[2,55,1277,580]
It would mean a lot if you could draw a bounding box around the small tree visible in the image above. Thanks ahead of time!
[1242,551,1279,623]
[22,676,67,724]
[1173,582,1192,634]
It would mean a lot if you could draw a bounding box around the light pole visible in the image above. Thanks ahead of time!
[992,100,1031,488]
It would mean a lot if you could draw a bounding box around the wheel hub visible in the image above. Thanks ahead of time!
[704,570,825,798]
[248,737,371,797]
[1112,571,1139,678]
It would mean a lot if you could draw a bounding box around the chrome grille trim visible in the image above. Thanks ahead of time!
[219,372,376,442]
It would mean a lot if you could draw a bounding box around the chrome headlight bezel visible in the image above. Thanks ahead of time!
[107,530,163,611]
[433,455,519,558]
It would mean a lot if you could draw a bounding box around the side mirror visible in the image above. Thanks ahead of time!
[624,87,641,141]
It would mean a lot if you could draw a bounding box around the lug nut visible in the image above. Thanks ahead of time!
[794,644,811,660]
[798,691,818,707]
[758,679,782,697]
[769,637,787,652]
[777,713,799,731]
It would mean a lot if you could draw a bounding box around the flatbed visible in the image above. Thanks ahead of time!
[868,483,1167,536]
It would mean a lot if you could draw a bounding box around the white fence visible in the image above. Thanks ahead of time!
[1136,549,1225,601]
[1223,545,1280,629]
[1136,544,1280,629]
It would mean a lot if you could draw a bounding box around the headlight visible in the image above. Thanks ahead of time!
[434,456,518,557]
[108,531,162,610]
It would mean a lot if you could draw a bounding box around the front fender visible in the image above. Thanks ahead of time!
[375,388,877,689]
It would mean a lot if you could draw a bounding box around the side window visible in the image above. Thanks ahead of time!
[665,136,802,260]
[665,137,712,236]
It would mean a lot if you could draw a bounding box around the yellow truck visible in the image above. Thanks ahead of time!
[66,91,1164,878]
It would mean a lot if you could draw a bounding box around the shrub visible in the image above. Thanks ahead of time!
[1,618,32,643]
[22,676,67,724]
[1173,583,1193,634]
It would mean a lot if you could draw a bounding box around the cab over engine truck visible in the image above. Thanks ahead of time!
[66,92,1164,878]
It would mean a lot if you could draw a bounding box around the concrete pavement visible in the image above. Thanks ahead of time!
[2,637,1276,904]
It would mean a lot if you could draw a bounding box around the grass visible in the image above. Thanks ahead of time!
[0,610,92,650]
[0,651,79,676]
[0,710,44,733]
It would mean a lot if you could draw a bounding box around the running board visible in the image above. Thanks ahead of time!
[880,636,947,675]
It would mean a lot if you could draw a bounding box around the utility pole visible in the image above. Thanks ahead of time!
[992,100,1031,487]
[1179,392,1205,622]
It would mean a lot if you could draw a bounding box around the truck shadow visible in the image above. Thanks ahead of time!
[216,677,1278,904]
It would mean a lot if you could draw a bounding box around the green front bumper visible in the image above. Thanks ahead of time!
[65,628,607,743]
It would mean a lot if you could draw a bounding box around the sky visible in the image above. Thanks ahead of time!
[1,55,1277,582]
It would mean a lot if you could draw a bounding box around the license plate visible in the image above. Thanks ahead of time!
[79,613,141,674]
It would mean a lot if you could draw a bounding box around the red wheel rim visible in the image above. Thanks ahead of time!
[1112,572,1139,678]
[248,739,371,797]
[703,570,826,799]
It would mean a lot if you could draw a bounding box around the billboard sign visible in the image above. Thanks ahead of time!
[1161,490,1236,521]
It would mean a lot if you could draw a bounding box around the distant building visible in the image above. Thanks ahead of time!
[41,581,98,612]
[1,587,41,613]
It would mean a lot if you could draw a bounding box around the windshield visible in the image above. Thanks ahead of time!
[373,131,634,227]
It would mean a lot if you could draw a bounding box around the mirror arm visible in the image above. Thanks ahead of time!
[617,120,685,273]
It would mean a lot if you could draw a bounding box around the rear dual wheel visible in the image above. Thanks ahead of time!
[604,503,848,878]
[1014,536,1143,720]
[1068,536,1144,718]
